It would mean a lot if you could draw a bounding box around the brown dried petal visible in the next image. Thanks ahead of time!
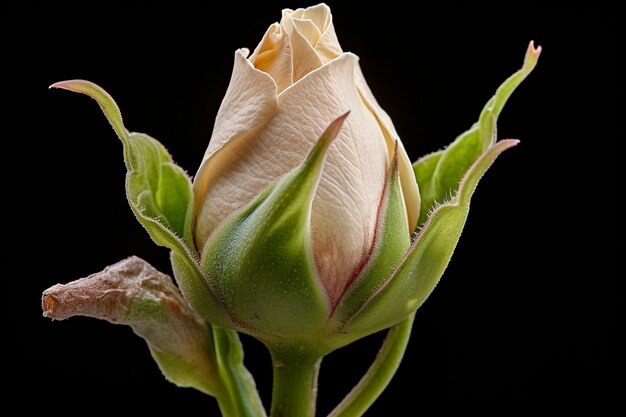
[42,256,217,394]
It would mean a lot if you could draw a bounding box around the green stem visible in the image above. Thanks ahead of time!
[215,392,237,417]
[328,313,415,417]
[269,346,323,417]
[212,326,267,417]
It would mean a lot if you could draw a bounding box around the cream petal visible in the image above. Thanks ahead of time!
[312,5,342,63]
[249,23,278,63]
[315,24,342,63]
[287,4,342,63]
[301,3,330,30]
[249,23,294,92]
[292,18,322,46]
[280,8,297,34]
[282,11,324,82]
[196,53,388,304]
[193,49,278,248]
[354,62,421,231]
[290,29,324,82]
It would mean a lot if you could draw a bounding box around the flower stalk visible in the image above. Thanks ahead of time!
[269,347,323,417]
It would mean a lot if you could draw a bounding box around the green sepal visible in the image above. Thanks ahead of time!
[329,143,411,344]
[169,250,232,328]
[50,80,194,250]
[201,114,349,341]
[414,42,541,224]
[342,140,519,334]
[211,326,267,417]
[150,347,216,395]
[132,270,267,415]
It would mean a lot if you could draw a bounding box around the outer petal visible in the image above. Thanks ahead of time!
[355,63,420,231]
[196,53,389,304]
[194,49,279,248]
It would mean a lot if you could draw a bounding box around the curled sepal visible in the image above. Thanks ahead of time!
[342,140,519,335]
[50,80,195,252]
[49,81,228,337]
[201,114,349,341]
[329,143,410,345]
[414,41,541,224]
[42,256,219,395]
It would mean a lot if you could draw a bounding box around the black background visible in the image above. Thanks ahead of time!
[5,2,617,414]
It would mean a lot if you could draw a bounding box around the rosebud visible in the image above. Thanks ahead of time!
[193,4,420,308]
[47,4,540,357]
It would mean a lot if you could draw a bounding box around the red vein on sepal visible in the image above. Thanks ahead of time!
[332,141,400,314]
[344,140,519,325]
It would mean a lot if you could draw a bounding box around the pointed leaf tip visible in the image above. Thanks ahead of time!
[413,42,539,224]
[303,111,351,174]
[49,79,127,142]
[49,79,89,91]
[390,140,400,173]
[529,40,542,56]
[524,41,542,69]
[322,111,350,146]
